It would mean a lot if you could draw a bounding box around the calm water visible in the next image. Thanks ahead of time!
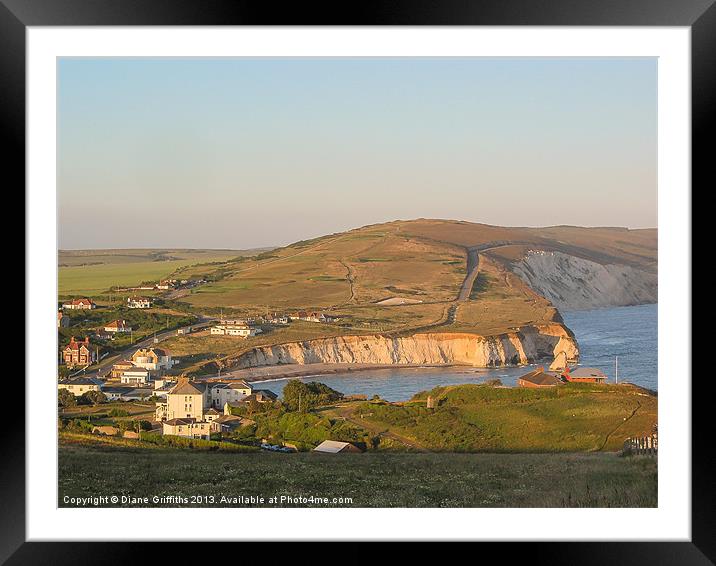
[254,304,657,401]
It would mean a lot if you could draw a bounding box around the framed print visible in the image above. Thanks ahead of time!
[6,0,709,560]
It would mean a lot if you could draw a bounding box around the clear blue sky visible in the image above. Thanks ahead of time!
[58,57,657,250]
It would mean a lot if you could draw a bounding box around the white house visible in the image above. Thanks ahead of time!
[104,319,132,333]
[58,377,104,397]
[127,296,152,309]
[161,418,219,440]
[62,298,96,310]
[210,324,261,337]
[120,367,152,385]
[102,386,153,402]
[155,379,208,421]
[131,347,176,371]
[208,380,253,409]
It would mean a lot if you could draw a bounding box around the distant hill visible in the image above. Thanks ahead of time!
[176,218,656,319]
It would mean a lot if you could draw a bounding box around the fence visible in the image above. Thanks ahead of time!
[623,433,658,456]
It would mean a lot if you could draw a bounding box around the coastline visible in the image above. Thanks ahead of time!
[197,362,498,384]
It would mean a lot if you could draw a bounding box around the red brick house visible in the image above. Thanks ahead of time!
[62,336,97,367]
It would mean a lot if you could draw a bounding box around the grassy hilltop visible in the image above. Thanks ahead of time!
[171,219,656,316]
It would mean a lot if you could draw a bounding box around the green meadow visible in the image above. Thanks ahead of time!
[58,250,246,297]
[58,443,657,508]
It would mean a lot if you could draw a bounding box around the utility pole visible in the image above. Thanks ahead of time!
[615,356,619,384]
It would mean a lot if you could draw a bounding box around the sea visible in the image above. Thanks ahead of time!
[252,303,657,402]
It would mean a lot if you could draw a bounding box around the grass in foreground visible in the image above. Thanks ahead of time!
[58,444,657,508]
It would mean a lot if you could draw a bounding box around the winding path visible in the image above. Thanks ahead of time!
[598,400,642,451]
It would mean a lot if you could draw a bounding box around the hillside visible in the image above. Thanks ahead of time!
[60,220,657,374]
[333,382,658,452]
[175,219,655,313]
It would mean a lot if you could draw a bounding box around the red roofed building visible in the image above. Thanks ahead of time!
[62,336,97,367]
[103,319,132,333]
[62,298,96,310]
[517,367,563,388]
[563,367,608,384]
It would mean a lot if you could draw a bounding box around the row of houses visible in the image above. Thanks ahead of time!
[210,323,262,337]
[60,313,133,338]
[154,378,276,422]
[110,347,177,384]
[115,278,205,292]
[156,378,277,439]
[61,296,153,310]
[58,375,277,439]
[58,375,176,402]
[289,311,339,323]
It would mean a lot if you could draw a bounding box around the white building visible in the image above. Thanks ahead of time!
[131,347,176,371]
[62,298,96,310]
[208,381,253,409]
[161,418,219,440]
[155,379,208,421]
[58,377,104,397]
[127,297,152,309]
[120,367,152,385]
[210,324,261,337]
[104,319,132,333]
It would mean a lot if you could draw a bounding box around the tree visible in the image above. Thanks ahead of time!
[58,388,76,408]
[282,380,343,412]
[82,390,107,406]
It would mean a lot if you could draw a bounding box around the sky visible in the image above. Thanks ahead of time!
[58,57,657,250]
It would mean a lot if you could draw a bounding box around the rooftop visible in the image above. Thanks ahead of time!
[518,368,563,387]
[569,367,608,378]
[169,380,206,395]
[313,440,360,453]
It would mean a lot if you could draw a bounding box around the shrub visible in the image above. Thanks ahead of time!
[282,380,343,412]
[81,390,107,406]
[58,389,77,408]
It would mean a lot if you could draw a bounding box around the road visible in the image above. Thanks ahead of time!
[457,247,480,301]
[90,315,218,378]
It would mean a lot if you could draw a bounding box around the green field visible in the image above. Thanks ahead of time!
[58,442,657,507]
[58,248,262,296]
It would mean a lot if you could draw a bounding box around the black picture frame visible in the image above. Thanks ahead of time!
[5,0,706,561]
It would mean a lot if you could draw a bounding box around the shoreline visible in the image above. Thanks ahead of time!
[196,361,530,384]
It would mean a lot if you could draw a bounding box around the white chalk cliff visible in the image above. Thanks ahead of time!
[234,324,578,369]
[511,251,657,311]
